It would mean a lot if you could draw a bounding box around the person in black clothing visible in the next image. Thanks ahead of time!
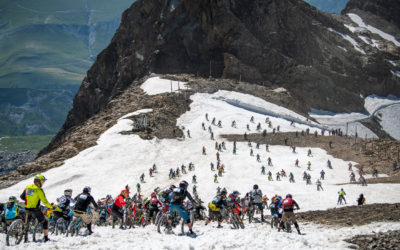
[73,186,98,235]
[54,189,75,222]
[169,181,196,234]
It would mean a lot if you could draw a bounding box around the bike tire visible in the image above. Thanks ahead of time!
[66,218,77,237]
[32,220,42,242]
[6,219,24,246]
[55,218,67,235]
[157,214,166,234]
[235,214,245,229]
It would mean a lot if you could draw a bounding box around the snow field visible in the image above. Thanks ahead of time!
[2,91,400,209]
[1,90,400,249]
[2,222,400,249]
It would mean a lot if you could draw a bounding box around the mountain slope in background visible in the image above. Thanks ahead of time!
[0,0,134,136]
[46,0,399,156]
[304,0,349,14]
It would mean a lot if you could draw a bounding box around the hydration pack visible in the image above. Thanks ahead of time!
[5,203,18,220]
[282,198,293,210]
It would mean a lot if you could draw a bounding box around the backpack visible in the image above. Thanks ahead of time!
[5,203,18,220]
[282,198,293,210]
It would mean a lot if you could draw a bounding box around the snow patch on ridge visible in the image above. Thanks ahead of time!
[141,77,188,95]
[347,13,400,47]
[327,28,365,54]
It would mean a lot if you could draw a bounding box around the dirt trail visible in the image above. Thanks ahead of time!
[297,203,400,226]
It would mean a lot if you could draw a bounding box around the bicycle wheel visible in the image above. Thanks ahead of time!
[55,218,67,235]
[235,214,245,229]
[157,214,168,234]
[6,219,24,246]
[229,213,238,229]
[285,220,292,233]
[248,208,254,223]
[66,217,77,237]
[32,220,43,242]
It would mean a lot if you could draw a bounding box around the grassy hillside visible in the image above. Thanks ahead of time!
[0,0,134,143]
[304,0,349,14]
[0,134,54,153]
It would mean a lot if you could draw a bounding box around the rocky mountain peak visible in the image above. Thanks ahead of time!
[41,0,400,156]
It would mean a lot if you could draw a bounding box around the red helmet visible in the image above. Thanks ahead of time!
[151,194,157,198]
[179,180,189,189]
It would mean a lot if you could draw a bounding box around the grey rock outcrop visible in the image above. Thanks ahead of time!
[40,0,399,157]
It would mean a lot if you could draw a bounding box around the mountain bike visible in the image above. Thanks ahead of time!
[6,211,40,246]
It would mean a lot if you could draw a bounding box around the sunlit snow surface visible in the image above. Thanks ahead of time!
[140,77,188,95]
[310,94,400,140]
[1,90,400,249]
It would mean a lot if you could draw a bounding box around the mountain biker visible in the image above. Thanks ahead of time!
[205,189,228,228]
[269,196,282,227]
[320,170,325,180]
[262,195,269,209]
[111,189,129,229]
[168,180,196,234]
[250,184,264,222]
[357,194,365,206]
[20,174,60,242]
[74,186,98,235]
[54,189,75,222]
[278,194,301,234]
[3,196,24,232]
[228,191,241,210]
[147,193,161,224]
[337,188,347,205]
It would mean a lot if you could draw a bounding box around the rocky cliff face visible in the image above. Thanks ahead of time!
[41,0,400,156]
[342,0,400,32]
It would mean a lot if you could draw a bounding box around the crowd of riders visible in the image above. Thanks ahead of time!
[1,114,370,243]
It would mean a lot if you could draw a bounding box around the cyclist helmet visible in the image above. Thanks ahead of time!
[83,186,91,194]
[9,196,17,203]
[221,189,227,196]
[64,189,72,196]
[179,180,189,189]
[34,174,47,186]
[253,184,258,190]
[151,194,157,198]
[169,184,176,190]
[232,191,240,197]
[286,194,292,198]
[121,189,129,197]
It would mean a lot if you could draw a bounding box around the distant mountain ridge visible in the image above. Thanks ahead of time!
[0,0,134,136]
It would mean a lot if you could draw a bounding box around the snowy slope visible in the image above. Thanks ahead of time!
[2,90,399,208]
[310,94,400,139]
[1,90,400,249]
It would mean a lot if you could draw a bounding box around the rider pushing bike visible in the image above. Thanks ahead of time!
[168,180,196,234]
[20,174,61,242]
